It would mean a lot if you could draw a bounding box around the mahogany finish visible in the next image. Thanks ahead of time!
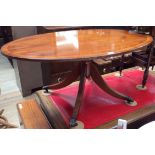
[1,29,153,62]
[1,29,153,128]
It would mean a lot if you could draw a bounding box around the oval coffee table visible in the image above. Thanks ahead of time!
[1,29,153,127]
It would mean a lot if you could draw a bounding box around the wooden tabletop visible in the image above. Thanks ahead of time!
[1,29,153,62]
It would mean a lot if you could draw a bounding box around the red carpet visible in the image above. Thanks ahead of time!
[48,69,155,128]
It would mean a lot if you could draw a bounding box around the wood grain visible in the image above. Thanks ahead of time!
[1,29,153,62]
[17,99,52,129]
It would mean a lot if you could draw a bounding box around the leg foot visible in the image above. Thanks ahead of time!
[69,118,78,127]
[125,98,137,106]
[136,84,147,90]
[43,86,49,93]
[41,89,53,96]
[90,63,135,103]
[69,63,86,128]
[71,121,84,129]
[114,72,123,77]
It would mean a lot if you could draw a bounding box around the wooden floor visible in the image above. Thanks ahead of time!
[0,53,22,128]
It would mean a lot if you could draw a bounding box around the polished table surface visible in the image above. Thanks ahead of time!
[1,29,153,128]
[1,29,153,62]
